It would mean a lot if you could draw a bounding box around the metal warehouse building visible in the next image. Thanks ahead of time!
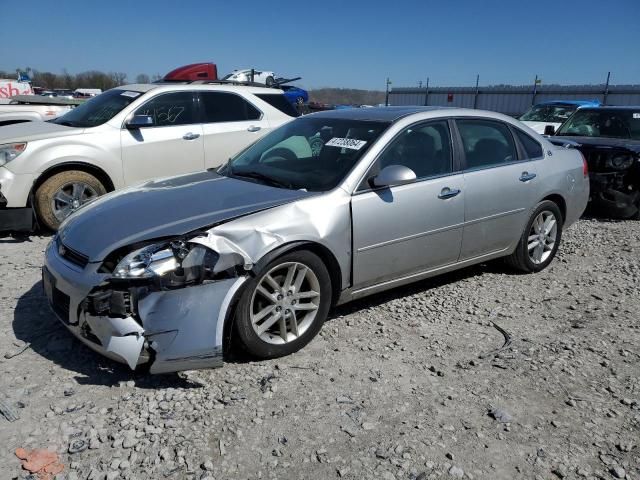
[389,84,640,116]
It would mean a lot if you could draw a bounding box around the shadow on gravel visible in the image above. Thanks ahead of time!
[12,281,202,389]
[225,261,508,365]
[330,261,505,319]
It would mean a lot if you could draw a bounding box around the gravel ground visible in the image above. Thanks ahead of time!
[0,218,638,480]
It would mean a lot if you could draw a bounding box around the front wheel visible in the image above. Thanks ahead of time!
[34,170,106,231]
[506,200,563,273]
[265,76,275,87]
[234,250,332,359]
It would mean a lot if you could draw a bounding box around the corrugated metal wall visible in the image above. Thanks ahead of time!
[389,85,640,116]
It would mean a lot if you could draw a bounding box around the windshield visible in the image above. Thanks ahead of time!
[53,88,143,128]
[520,104,578,123]
[219,116,389,191]
[556,109,640,140]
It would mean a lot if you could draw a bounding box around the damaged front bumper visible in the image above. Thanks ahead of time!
[43,239,246,374]
[589,171,640,218]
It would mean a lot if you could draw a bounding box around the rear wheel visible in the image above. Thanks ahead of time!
[506,200,563,273]
[234,250,332,359]
[34,170,106,231]
[265,76,275,87]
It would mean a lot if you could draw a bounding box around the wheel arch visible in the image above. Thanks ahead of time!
[30,162,116,205]
[540,193,567,224]
[252,240,343,306]
[221,240,343,356]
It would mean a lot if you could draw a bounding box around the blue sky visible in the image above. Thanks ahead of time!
[1,0,639,90]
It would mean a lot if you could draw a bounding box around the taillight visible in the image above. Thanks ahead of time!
[580,152,588,178]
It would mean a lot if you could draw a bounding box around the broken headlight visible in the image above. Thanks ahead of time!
[112,240,219,287]
[607,154,634,170]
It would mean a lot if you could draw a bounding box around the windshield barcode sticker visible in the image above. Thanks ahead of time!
[325,138,367,150]
[633,113,640,119]
[121,91,141,98]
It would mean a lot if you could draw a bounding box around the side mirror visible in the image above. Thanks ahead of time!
[543,125,555,136]
[126,115,153,129]
[371,164,417,188]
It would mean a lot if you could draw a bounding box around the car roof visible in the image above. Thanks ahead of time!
[114,83,286,95]
[573,106,640,111]
[538,100,600,106]
[307,106,450,122]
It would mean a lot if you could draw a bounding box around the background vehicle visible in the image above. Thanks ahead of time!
[281,85,309,106]
[519,100,600,134]
[0,79,33,99]
[0,82,298,231]
[0,95,78,126]
[550,106,640,218]
[223,69,276,86]
[43,107,588,374]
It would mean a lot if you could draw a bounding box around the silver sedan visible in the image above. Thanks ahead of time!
[43,107,589,373]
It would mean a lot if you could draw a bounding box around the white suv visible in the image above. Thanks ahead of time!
[0,82,298,230]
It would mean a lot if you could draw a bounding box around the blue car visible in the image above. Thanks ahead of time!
[281,85,309,106]
[520,100,600,134]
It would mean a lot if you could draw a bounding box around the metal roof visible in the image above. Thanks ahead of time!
[307,106,448,122]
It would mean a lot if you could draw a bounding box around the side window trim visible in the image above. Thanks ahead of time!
[354,119,456,194]
[197,91,264,124]
[130,91,199,128]
[454,117,523,172]
[509,126,545,161]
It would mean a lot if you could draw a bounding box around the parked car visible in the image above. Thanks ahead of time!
[519,100,600,134]
[0,95,78,126]
[223,69,276,86]
[280,85,308,106]
[549,106,640,218]
[42,107,589,374]
[0,83,299,231]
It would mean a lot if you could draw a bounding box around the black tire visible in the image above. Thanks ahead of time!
[506,200,563,273]
[265,76,275,87]
[34,170,106,231]
[234,250,332,359]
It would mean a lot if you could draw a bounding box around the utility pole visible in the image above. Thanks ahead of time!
[418,80,422,88]
[532,74,542,105]
[385,78,392,106]
[603,71,611,106]
[424,77,430,106]
[473,74,480,109]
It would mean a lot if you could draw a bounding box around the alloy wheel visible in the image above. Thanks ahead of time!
[250,261,321,345]
[528,210,558,265]
[51,182,98,222]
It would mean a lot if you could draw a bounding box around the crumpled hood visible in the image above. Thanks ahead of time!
[0,120,84,143]
[59,171,315,261]
[549,136,640,154]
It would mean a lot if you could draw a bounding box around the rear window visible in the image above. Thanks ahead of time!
[256,93,299,117]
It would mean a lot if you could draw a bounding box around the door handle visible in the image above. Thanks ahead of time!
[247,125,261,132]
[182,132,200,140]
[519,172,537,182]
[438,187,461,199]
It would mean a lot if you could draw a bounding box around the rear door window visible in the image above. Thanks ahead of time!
[199,92,261,123]
[457,119,517,170]
[134,92,198,127]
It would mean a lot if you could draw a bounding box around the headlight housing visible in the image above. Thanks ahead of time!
[0,143,27,167]
[112,239,220,287]
[607,153,634,170]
